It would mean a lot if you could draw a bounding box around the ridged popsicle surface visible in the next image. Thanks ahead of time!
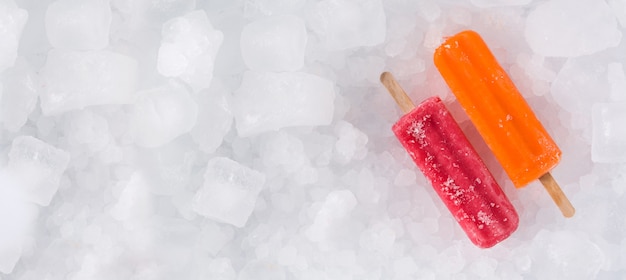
[392,97,518,248]
[434,30,561,188]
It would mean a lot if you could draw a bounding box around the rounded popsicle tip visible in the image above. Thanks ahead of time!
[456,29,481,39]
[563,206,575,218]
[538,172,575,218]
[434,30,485,67]
[439,30,481,46]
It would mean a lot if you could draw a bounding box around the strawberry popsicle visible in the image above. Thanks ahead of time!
[381,72,518,248]
[434,30,574,217]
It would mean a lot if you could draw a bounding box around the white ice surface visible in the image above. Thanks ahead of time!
[40,49,138,115]
[190,80,233,153]
[45,0,111,50]
[470,0,531,8]
[0,58,39,132]
[0,171,38,274]
[240,14,307,72]
[0,0,27,72]
[157,10,223,92]
[129,83,198,148]
[192,157,265,228]
[592,102,626,163]
[307,0,386,50]
[0,0,625,278]
[7,136,70,206]
[234,71,335,136]
[525,0,622,57]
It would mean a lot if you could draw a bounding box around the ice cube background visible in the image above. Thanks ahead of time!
[240,14,307,72]
[0,0,625,278]
[157,10,223,92]
[45,0,111,50]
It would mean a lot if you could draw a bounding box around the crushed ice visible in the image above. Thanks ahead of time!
[0,0,624,278]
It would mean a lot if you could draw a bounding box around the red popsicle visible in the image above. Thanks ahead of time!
[382,72,518,248]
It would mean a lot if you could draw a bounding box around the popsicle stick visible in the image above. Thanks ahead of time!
[380,72,415,113]
[538,172,575,218]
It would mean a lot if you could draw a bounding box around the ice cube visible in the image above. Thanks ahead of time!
[240,15,307,72]
[0,235,21,274]
[592,102,626,163]
[0,58,39,132]
[260,131,308,173]
[394,168,416,187]
[129,84,198,148]
[205,258,237,279]
[469,257,497,278]
[608,62,626,101]
[393,256,419,277]
[114,0,196,24]
[307,0,386,50]
[7,136,71,206]
[110,172,153,222]
[277,246,297,266]
[423,25,444,50]
[238,260,286,280]
[271,192,296,213]
[66,110,112,153]
[525,0,622,57]
[190,80,233,153]
[45,0,112,50]
[608,0,626,28]
[434,245,466,275]
[346,56,386,84]
[334,121,368,164]
[208,8,247,76]
[306,190,357,243]
[157,10,223,92]
[243,0,305,18]
[514,54,557,97]
[234,71,335,137]
[137,140,197,196]
[40,49,138,115]
[192,157,266,227]
[198,222,234,256]
[417,0,440,22]
[0,171,38,274]
[530,230,605,279]
[470,0,531,8]
[359,223,396,253]
[551,56,610,115]
[0,0,28,72]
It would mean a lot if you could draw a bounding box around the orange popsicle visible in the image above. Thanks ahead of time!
[434,30,574,217]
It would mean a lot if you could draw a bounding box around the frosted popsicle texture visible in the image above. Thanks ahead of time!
[392,97,518,248]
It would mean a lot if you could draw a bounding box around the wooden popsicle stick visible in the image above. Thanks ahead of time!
[538,172,575,218]
[380,72,415,113]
